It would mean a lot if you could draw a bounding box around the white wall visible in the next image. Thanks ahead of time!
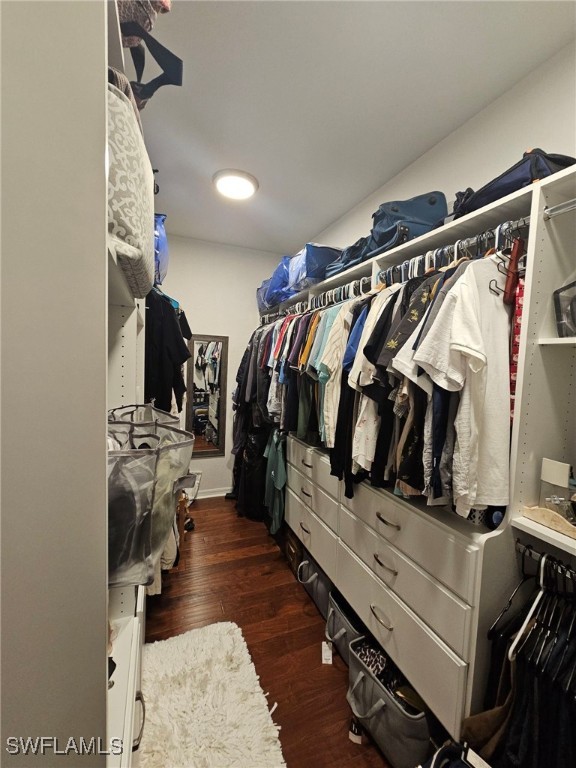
[1,2,108,763]
[164,41,576,497]
[161,236,280,495]
[314,42,576,248]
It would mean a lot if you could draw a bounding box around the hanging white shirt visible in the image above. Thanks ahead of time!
[318,298,362,448]
[413,256,512,515]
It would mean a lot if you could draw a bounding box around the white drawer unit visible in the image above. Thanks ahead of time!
[336,541,468,738]
[287,436,340,499]
[287,463,339,534]
[339,506,472,659]
[342,481,479,604]
[285,488,339,582]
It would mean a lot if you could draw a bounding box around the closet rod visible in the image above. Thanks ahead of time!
[515,539,576,581]
[311,275,371,310]
[543,198,576,221]
[260,309,287,325]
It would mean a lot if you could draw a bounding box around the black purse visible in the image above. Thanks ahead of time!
[452,148,576,220]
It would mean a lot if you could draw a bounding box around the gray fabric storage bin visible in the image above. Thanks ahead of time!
[325,591,364,666]
[296,550,332,620]
[347,637,430,768]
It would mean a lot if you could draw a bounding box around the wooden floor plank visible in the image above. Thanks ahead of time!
[145,498,388,768]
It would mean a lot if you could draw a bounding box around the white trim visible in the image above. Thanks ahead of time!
[197,487,232,500]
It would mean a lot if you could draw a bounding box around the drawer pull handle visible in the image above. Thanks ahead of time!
[132,690,146,752]
[376,512,401,531]
[370,604,394,632]
[373,553,398,576]
[299,522,311,534]
[301,460,314,468]
[300,487,312,498]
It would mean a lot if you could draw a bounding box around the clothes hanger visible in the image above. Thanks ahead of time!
[489,279,504,296]
[551,595,576,684]
[153,284,180,310]
[561,606,576,694]
[539,569,571,676]
[508,553,548,662]
[527,559,559,668]
[487,545,536,640]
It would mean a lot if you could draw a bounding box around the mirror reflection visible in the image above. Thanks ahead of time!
[186,334,228,457]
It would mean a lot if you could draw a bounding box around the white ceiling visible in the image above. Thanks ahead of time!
[137,1,576,255]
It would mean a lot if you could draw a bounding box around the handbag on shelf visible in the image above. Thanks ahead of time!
[451,148,576,220]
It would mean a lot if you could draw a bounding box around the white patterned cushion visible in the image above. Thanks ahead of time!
[107,83,154,298]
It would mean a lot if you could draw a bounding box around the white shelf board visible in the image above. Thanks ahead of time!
[372,186,533,270]
[538,337,576,346]
[512,516,576,557]
[262,183,538,315]
[309,259,373,291]
[539,164,576,198]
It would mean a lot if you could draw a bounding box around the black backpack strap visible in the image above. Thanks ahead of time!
[120,21,183,102]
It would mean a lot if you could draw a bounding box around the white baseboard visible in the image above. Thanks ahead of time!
[196,487,232,499]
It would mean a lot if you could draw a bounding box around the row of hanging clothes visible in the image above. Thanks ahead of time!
[233,217,529,527]
[461,541,576,768]
[231,277,375,526]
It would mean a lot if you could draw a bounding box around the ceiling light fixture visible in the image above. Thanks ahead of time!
[213,169,259,200]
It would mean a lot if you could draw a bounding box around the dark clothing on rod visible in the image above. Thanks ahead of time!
[145,289,191,412]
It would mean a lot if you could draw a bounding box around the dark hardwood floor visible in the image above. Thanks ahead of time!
[145,497,389,768]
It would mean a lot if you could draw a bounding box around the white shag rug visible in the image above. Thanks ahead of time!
[139,622,286,768]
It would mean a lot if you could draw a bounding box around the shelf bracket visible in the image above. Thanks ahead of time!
[543,197,576,220]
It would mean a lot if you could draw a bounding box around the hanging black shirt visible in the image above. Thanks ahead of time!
[144,290,191,412]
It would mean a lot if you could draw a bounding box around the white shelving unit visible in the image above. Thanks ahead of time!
[280,165,576,740]
[3,2,152,764]
[508,165,576,566]
[106,3,148,765]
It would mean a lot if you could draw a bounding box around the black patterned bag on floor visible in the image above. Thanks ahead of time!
[347,636,430,768]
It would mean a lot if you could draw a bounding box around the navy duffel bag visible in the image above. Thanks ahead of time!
[325,191,447,277]
[452,147,576,220]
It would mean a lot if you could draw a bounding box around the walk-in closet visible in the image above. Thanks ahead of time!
[1,2,575,768]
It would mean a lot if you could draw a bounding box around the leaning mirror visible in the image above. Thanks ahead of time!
[185,334,228,457]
